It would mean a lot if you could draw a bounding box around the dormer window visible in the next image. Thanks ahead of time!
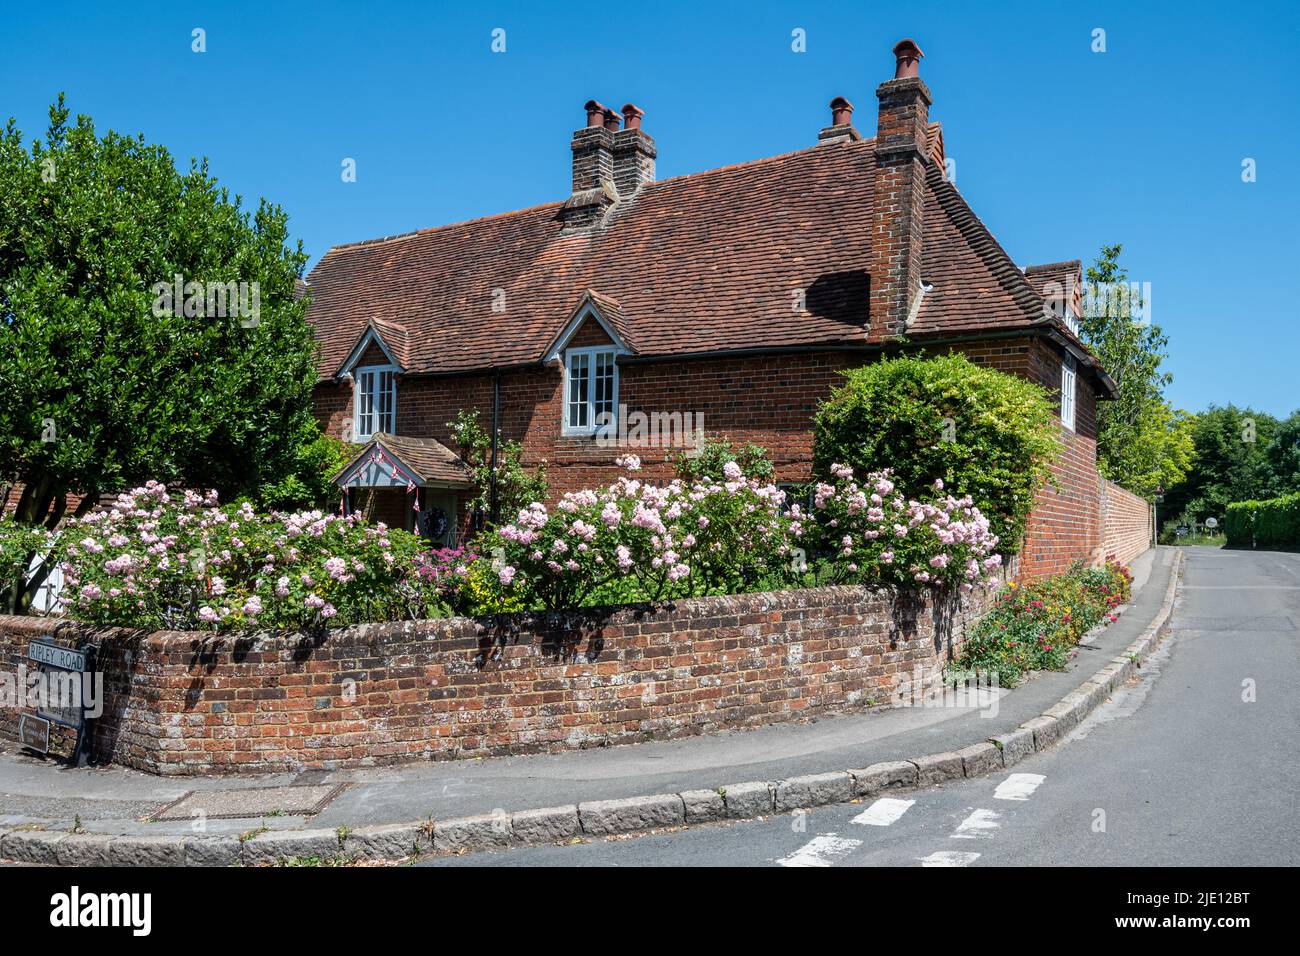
[564,347,617,435]
[354,366,396,441]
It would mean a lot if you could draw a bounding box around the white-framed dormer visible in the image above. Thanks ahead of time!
[544,295,633,438]
[335,322,406,443]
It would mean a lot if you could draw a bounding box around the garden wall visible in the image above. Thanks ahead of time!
[1100,478,1153,567]
[0,582,994,776]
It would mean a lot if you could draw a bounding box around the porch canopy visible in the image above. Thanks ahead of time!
[333,433,474,492]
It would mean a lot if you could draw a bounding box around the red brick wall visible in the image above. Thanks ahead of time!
[317,350,866,495]
[317,337,1106,577]
[0,582,995,775]
[1018,339,1103,577]
[1101,478,1153,566]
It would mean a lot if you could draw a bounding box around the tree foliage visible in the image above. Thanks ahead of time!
[1080,244,1190,498]
[1258,410,1300,496]
[1160,404,1300,530]
[1161,405,1272,525]
[812,353,1060,554]
[0,96,326,609]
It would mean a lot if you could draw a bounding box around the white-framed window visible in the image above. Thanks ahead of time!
[1060,353,1077,432]
[353,365,396,441]
[563,347,617,435]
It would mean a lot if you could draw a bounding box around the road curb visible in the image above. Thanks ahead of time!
[0,551,1183,867]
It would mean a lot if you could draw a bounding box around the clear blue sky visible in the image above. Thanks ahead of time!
[3,0,1297,416]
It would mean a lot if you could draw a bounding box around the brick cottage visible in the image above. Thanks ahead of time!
[307,38,1137,578]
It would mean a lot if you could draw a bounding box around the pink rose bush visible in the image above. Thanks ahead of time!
[481,458,1002,611]
[481,455,794,610]
[808,466,1003,592]
[51,463,1005,629]
[59,482,453,630]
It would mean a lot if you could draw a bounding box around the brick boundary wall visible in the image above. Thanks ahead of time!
[0,583,995,776]
[1100,478,1154,567]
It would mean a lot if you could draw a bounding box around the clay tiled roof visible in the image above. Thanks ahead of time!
[582,290,636,351]
[306,133,1095,379]
[1023,260,1083,317]
[335,433,473,488]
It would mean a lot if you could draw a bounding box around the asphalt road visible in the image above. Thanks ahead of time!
[423,546,1300,867]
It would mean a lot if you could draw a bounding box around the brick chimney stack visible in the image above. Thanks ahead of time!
[869,38,932,340]
[563,100,620,231]
[612,103,656,197]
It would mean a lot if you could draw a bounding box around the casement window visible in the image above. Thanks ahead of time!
[564,347,617,435]
[353,365,396,441]
[1060,353,1077,432]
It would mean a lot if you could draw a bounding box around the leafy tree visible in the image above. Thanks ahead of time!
[256,425,353,512]
[1081,244,1190,497]
[1161,405,1279,528]
[812,353,1060,554]
[0,96,323,610]
[1258,410,1300,496]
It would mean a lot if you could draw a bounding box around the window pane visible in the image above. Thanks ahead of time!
[568,354,589,428]
[378,370,393,433]
[1061,364,1076,429]
[358,371,374,437]
[594,352,615,418]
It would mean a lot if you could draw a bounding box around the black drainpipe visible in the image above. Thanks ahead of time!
[489,368,501,525]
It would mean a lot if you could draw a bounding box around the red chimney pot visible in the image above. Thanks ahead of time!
[621,103,645,130]
[584,100,608,128]
[892,38,924,79]
[829,96,854,126]
[602,108,621,130]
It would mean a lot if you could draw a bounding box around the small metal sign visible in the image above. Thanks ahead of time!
[22,636,96,766]
[1205,517,1219,529]
[18,714,51,755]
[28,638,87,672]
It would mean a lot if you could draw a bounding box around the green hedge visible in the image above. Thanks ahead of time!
[1224,492,1300,547]
[813,353,1061,554]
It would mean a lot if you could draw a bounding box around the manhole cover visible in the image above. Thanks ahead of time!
[153,784,345,821]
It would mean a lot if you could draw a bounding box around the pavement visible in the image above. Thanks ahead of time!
[0,545,1199,863]
[421,545,1300,867]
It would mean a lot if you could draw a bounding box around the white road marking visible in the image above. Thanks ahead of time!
[919,850,981,867]
[852,797,916,827]
[994,773,1045,801]
[777,834,863,868]
[952,808,1001,839]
